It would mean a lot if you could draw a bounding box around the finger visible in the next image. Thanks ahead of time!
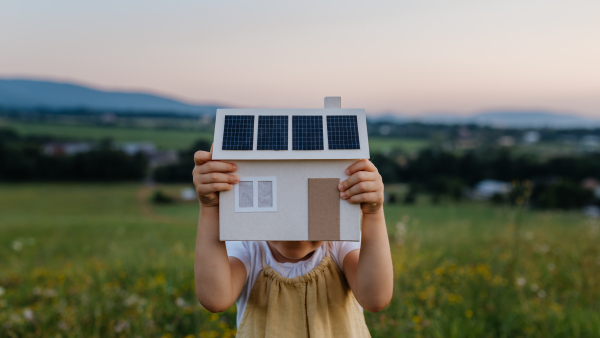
[197,182,233,194]
[341,181,380,199]
[338,171,378,192]
[200,173,239,184]
[194,150,212,166]
[346,192,380,204]
[345,159,377,176]
[198,161,237,174]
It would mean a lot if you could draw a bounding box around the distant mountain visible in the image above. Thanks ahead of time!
[371,111,600,129]
[0,79,224,115]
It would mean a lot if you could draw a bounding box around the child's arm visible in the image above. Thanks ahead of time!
[193,149,247,313]
[338,159,394,312]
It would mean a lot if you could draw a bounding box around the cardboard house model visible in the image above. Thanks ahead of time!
[213,97,369,241]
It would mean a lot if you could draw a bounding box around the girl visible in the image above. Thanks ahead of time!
[193,148,393,337]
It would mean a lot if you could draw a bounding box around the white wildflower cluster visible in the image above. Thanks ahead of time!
[516,277,526,287]
[32,287,58,298]
[175,297,187,308]
[10,237,35,252]
[123,293,147,314]
[533,243,550,254]
[395,215,410,246]
[114,319,130,333]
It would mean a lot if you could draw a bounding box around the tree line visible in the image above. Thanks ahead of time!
[0,128,147,181]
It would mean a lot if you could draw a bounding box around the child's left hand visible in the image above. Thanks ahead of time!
[338,159,384,214]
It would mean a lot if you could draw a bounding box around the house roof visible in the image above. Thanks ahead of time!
[212,109,370,160]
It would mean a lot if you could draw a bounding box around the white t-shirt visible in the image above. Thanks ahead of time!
[225,240,361,327]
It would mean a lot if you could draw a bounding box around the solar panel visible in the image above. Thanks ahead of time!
[257,116,288,150]
[222,115,254,150]
[327,115,360,149]
[292,116,324,150]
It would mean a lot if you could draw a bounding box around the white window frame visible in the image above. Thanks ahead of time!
[234,176,277,212]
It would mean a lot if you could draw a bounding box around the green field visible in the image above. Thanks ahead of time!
[1,184,599,337]
[1,121,429,153]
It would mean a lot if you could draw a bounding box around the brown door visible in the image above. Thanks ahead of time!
[308,178,340,241]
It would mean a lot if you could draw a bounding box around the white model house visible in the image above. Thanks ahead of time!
[213,98,370,241]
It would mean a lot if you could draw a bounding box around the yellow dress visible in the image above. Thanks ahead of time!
[236,243,371,338]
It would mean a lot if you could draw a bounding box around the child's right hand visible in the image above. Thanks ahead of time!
[192,147,239,207]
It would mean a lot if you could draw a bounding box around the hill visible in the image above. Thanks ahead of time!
[0,78,223,115]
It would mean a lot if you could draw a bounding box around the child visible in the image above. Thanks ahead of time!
[193,148,393,337]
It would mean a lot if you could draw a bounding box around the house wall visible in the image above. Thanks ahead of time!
[219,160,361,241]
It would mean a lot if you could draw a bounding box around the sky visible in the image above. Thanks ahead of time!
[1,1,599,116]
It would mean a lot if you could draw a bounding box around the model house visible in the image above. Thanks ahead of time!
[213,97,370,241]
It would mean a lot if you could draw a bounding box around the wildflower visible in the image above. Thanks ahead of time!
[524,232,534,240]
[12,241,23,251]
[114,319,130,333]
[538,290,546,298]
[175,297,186,308]
[516,277,526,287]
[23,308,34,321]
[530,284,539,292]
[57,321,70,331]
[412,315,421,323]
[547,263,555,271]
[0,286,5,296]
[465,309,473,318]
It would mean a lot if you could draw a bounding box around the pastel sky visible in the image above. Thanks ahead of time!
[1,1,599,116]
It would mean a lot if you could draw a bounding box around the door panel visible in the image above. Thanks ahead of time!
[308,178,340,240]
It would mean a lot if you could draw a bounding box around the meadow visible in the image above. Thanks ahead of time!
[1,183,599,337]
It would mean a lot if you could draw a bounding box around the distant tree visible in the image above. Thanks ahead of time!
[153,139,211,183]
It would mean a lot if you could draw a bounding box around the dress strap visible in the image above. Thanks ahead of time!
[325,241,331,257]
[258,242,267,268]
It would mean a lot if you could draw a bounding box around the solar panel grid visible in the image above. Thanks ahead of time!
[327,115,360,149]
[222,115,255,150]
[257,116,288,150]
[292,116,324,150]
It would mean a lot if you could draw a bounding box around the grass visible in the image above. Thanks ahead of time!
[1,183,599,337]
[2,121,213,150]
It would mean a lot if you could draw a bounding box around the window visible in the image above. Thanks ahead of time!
[222,115,254,150]
[326,115,360,149]
[292,116,323,150]
[257,116,288,150]
[235,177,277,212]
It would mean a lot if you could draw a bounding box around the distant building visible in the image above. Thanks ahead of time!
[498,136,516,147]
[581,135,600,152]
[44,142,93,156]
[523,131,541,144]
[149,150,179,168]
[582,178,600,199]
[473,180,512,199]
[118,142,157,156]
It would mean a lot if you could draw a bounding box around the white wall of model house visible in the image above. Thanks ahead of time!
[213,98,370,241]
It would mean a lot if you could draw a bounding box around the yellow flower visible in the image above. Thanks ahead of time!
[465,309,473,318]
[412,315,421,323]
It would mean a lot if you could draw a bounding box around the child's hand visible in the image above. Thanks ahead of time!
[338,159,384,214]
[192,147,239,207]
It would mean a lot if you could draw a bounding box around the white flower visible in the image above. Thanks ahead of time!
[57,321,70,331]
[537,290,546,298]
[12,241,23,251]
[175,297,186,307]
[114,320,130,333]
[516,277,526,287]
[23,308,34,321]
[0,287,5,296]
[547,263,556,271]
[530,284,539,292]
